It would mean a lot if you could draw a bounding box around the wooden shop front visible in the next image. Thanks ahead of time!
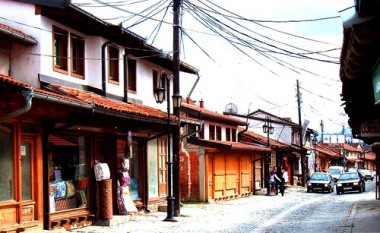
[0,76,169,232]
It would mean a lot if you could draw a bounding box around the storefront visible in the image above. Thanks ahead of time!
[0,76,172,231]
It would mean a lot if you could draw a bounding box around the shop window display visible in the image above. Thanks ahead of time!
[48,134,89,212]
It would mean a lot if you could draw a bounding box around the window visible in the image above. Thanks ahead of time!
[48,134,89,212]
[216,126,222,140]
[232,128,237,142]
[71,34,85,78]
[53,26,86,79]
[128,59,137,92]
[0,123,14,201]
[53,27,68,73]
[108,46,119,83]
[209,125,215,140]
[226,128,231,141]
[152,69,158,95]
[21,141,32,200]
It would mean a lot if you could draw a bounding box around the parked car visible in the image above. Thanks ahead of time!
[358,169,374,181]
[307,172,335,193]
[327,166,345,181]
[336,172,365,195]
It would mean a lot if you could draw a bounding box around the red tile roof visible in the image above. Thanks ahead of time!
[342,143,363,152]
[0,73,30,88]
[315,143,341,157]
[0,74,171,122]
[365,152,376,160]
[0,23,37,44]
[188,137,271,152]
[48,84,171,121]
[240,128,298,150]
[181,102,247,125]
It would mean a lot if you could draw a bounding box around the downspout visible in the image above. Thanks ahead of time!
[187,72,200,99]
[123,49,128,102]
[180,120,204,139]
[238,123,249,141]
[0,89,33,123]
[102,41,112,96]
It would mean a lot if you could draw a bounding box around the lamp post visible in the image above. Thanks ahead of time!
[263,116,274,195]
[312,135,318,173]
[154,72,182,222]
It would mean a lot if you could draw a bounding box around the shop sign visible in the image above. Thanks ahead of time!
[360,119,380,137]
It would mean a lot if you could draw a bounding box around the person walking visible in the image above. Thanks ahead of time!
[269,166,277,196]
[275,167,285,196]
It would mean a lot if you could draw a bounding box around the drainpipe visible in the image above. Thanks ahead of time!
[102,41,112,96]
[187,72,200,99]
[237,123,249,141]
[0,89,33,123]
[180,120,204,139]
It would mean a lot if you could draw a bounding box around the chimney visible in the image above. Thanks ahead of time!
[200,99,204,109]
[186,97,191,104]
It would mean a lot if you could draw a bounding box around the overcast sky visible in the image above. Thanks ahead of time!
[73,0,354,134]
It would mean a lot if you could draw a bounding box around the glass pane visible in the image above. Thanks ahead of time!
[21,141,32,200]
[0,123,15,201]
[48,134,88,212]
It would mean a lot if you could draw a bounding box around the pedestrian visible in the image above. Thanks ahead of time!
[282,167,289,187]
[269,166,276,195]
[275,167,285,196]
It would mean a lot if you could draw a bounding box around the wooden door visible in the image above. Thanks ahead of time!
[20,136,38,223]
[207,156,214,201]
[157,138,167,198]
[240,155,252,195]
[225,155,239,197]
[0,131,38,232]
[213,155,225,199]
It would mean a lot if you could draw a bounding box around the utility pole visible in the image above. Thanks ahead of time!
[297,80,306,186]
[172,0,181,217]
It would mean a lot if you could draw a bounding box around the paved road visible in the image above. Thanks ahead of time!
[71,181,377,233]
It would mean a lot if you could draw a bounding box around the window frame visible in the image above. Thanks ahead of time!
[226,128,231,141]
[216,126,222,141]
[152,69,158,96]
[232,128,237,142]
[70,34,85,79]
[108,46,120,84]
[53,26,68,74]
[209,125,215,140]
[128,59,137,92]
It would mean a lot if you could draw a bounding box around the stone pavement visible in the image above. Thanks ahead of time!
[344,198,380,233]
[68,186,380,233]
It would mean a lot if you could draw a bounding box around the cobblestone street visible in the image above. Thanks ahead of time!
[71,182,380,233]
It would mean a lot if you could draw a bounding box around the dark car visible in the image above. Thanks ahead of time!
[358,169,374,181]
[336,172,365,195]
[307,172,335,193]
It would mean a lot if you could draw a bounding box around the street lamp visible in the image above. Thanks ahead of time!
[312,135,318,173]
[263,116,274,195]
[154,72,181,222]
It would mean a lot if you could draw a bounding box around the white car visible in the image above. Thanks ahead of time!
[358,169,374,181]
[327,166,345,180]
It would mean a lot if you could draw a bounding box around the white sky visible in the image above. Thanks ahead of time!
[73,0,355,134]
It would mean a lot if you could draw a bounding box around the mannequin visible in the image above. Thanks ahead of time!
[117,158,137,215]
